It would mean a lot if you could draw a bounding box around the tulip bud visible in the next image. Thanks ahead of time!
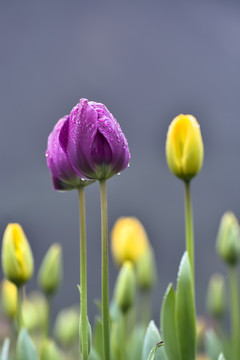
[136,246,157,291]
[111,217,149,265]
[22,292,48,331]
[38,243,62,295]
[54,307,79,347]
[216,212,240,266]
[206,273,226,319]
[114,261,136,313]
[1,223,34,286]
[59,98,130,181]
[40,339,62,360]
[166,114,204,182]
[1,279,17,318]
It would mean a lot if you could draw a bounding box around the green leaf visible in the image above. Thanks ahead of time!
[126,325,145,360]
[147,342,165,360]
[93,317,104,359]
[175,252,196,360]
[205,330,222,360]
[0,338,10,360]
[161,283,180,360]
[16,328,38,360]
[89,348,101,360]
[218,353,226,360]
[142,321,166,360]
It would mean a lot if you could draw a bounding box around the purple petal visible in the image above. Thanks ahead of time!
[46,116,82,190]
[90,102,131,175]
[60,99,99,179]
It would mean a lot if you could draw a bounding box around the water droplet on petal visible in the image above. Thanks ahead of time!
[127,163,130,167]
[117,172,121,176]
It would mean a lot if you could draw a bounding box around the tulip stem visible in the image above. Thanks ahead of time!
[99,179,110,360]
[229,266,240,360]
[17,286,23,330]
[44,294,52,338]
[78,187,88,360]
[184,181,195,283]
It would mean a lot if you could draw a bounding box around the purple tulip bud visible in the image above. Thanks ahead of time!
[46,116,89,190]
[59,99,131,180]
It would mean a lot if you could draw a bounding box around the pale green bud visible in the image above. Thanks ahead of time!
[40,339,63,360]
[1,223,34,286]
[216,212,240,266]
[54,307,79,347]
[22,292,47,331]
[114,261,136,313]
[38,243,62,295]
[136,246,157,291]
[206,273,226,318]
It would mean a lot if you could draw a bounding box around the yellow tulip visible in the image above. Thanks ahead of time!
[111,217,149,265]
[1,279,17,318]
[166,114,204,181]
[1,223,34,286]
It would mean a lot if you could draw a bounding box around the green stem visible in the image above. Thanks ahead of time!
[99,180,110,360]
[17,286,23,330]
[78,187,88,360]
[229,266,240,360]
[184,181,195,283]
[44,294,52,338]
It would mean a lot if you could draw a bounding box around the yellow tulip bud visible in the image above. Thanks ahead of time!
[1,223,34,286]
[38,243,62,295]
[216,212,240,266]
[206,273,226,318]
[166,114,204,181]
[114,261,136,313]
[1,279,17,318]
[111,217,149,265]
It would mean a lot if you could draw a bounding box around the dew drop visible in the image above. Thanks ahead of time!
[117,172,121,176]
[127,163,130,167]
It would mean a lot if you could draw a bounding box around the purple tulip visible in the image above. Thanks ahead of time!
[46,116,88,190]
[59,98,131,180]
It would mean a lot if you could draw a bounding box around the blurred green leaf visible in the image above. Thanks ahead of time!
[175,252,196,360]
[126,325,145,360]
[218,353,226,360]
[16,328,38,360]
[205,330,222,360]
[142,321,167,360]
[161,283,180,360]
[89,348,102,360]
[93,317,104,359]
[0,338,10,360]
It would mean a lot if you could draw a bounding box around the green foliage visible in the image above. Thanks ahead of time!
[161,284,180,360]
[160,252,196,360]
[16,328,38,360]
[142,321,166,360]
[205,330,222,360]
[0,338,10,360]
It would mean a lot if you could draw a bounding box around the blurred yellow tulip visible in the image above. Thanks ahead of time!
[1,223,34,286]
[111,217,149,265]
[166,114,204,181]
[1,279,17,318]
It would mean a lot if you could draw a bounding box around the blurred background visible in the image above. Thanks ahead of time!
[0,0,240,324]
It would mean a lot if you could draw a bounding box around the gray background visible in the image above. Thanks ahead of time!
[1,0,240,325]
